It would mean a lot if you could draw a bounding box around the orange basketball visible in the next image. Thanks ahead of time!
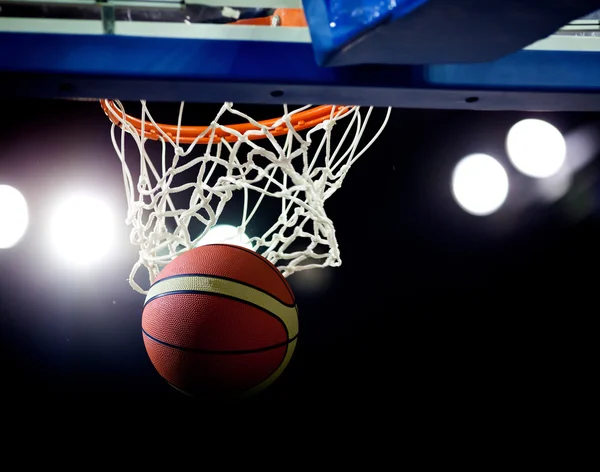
[141,244,299,398]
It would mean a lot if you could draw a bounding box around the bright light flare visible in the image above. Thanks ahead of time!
[49,194,115,266]
[452,154,509,216]
[506,119,566,178]
[197,224,252,249]
[0,185,29,249]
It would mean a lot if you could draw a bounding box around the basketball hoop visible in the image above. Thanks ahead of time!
[101,101,349,144]
[100,9,392,294]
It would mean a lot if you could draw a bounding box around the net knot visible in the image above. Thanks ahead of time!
[107,100,391,293]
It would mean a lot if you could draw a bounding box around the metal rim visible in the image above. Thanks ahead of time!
[100,100,351,144]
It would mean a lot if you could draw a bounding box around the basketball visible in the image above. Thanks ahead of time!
[141,243,299,398]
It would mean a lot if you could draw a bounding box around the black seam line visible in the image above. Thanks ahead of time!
[148,272,295,308]
[142,327,298,354]
[242,338,291,391]
[144,289,295,338]
[197,243,296,304]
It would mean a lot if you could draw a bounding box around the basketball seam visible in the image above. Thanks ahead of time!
[142,328,298,354]
[243,339,293,394]
[144,289,296,339]
[146,272,295,308]
[159,341,294,397]
[201,244,295,304]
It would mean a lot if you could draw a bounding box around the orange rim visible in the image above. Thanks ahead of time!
[101,100,350,144]
[99,9,342,144]
[231,8,308,27]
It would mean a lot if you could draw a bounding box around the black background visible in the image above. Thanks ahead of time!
[0,98,597,411]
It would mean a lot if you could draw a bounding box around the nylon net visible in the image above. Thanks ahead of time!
[104,100,391,293]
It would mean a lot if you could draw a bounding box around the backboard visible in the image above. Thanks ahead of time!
[0,0,599,110]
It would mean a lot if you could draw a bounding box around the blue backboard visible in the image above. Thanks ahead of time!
[0,0,599,110]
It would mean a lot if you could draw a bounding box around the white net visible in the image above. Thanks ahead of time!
[104,100,391,294]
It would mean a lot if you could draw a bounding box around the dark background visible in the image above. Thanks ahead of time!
[0,98,597,410]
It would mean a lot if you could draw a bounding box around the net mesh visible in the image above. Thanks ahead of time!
[105,100,391,293]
